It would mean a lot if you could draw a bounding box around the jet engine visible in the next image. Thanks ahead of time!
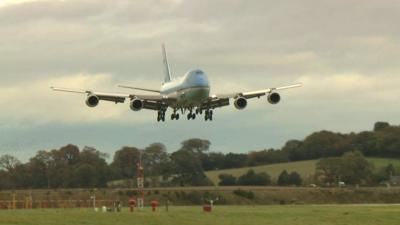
[234,97,247,110]
[268,92,281,104]
[86,95,99,107]
[130,98,143,111]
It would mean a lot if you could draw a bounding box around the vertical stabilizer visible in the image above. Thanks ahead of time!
[162,44,172,83]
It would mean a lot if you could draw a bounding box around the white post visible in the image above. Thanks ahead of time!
[91,195,96,212]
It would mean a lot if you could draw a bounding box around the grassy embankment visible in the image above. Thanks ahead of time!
[0,205,399,225]
[205,157,400,184]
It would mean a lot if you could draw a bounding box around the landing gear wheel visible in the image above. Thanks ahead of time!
[187,113,191,120]
[204,110,213,121]
[158,111,166,122]
[176,114,180,120]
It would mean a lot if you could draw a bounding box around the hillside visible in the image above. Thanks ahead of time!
[205,157,400,185]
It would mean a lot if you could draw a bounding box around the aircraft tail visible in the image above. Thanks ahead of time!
[162,44,172,83]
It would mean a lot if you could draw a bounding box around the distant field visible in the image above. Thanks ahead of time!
[206,157,400,185]
[0,205,399,225]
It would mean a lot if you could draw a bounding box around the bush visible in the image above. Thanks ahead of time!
[278,170,302,186]
[233,189,255,200]
[125,190,137,197]
[278,170,290,186]
[237,169,271,186]
[185,192,202,204]
[289,172,302,186]
[218,174,237,186]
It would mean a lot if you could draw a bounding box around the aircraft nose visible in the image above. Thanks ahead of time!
[193,74,209,87]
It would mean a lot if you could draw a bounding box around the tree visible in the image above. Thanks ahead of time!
[247,149,289,166]
[180,139,211,154]
[0,155,21,172]
[223,153,248,169]
[28,151,54,188]
[277,170,290,186]
[170,149,213,186]
[315,157,342,185]
[340,151,374,185]
[218,174,237,186]
[385,163,396,176]
[282,140,303,161]
[201,152,225,171]
[56,144,80,165]
[143,143,169,176]
[315,151,374,186]
[374,122,390,132]
[73,164,97,188]
[78,146,110,187]
[111,147,141,180]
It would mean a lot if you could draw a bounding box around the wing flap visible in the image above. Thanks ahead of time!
[51,86,174,107]
[214,83,302,100]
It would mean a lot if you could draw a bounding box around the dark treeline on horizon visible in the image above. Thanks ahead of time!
[0,122,400,189]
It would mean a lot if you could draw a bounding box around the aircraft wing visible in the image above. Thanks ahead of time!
[51,87,172,110]
[201,83,302,109]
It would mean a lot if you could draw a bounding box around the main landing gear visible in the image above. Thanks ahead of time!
[157,110,166,122]
[171,112,180,120]
[157,108,213,122]
[187,112,196,120]
[205,109,213,121]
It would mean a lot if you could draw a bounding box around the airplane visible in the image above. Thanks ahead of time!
[51,45,302,122]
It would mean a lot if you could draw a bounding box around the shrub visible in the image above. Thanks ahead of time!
[289,172,302,186]
[278,170,290,186]
[233,189,255,200]
[218,174,237,186]
[237,169,271,186]
[125,190,137,197]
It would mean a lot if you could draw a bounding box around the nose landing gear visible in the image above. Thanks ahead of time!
[157,110,166,122]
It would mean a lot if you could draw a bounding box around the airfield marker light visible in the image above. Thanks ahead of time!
[129,198,136,212]
[151,200,159,212]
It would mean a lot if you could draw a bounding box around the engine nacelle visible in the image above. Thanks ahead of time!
[234,97,247,110]
[86,95,99,107]
[130,98,143,111]
[268,92,281,104]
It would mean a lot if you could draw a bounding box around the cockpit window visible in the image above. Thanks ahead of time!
[195,70,203,75]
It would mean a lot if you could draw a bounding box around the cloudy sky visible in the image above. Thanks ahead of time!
[0,0,399,161]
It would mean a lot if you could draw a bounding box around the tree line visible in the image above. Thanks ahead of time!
[0,122,399,189]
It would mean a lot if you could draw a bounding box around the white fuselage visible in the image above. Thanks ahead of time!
[161,69,210,108]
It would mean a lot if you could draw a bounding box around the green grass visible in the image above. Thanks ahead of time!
[206,157,400,185]
[0,205,399,225]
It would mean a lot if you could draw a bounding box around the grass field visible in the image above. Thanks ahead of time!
[0,205,399,225]
[206,157,400,184]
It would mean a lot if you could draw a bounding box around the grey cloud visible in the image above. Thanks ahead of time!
[0,0,400,159]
